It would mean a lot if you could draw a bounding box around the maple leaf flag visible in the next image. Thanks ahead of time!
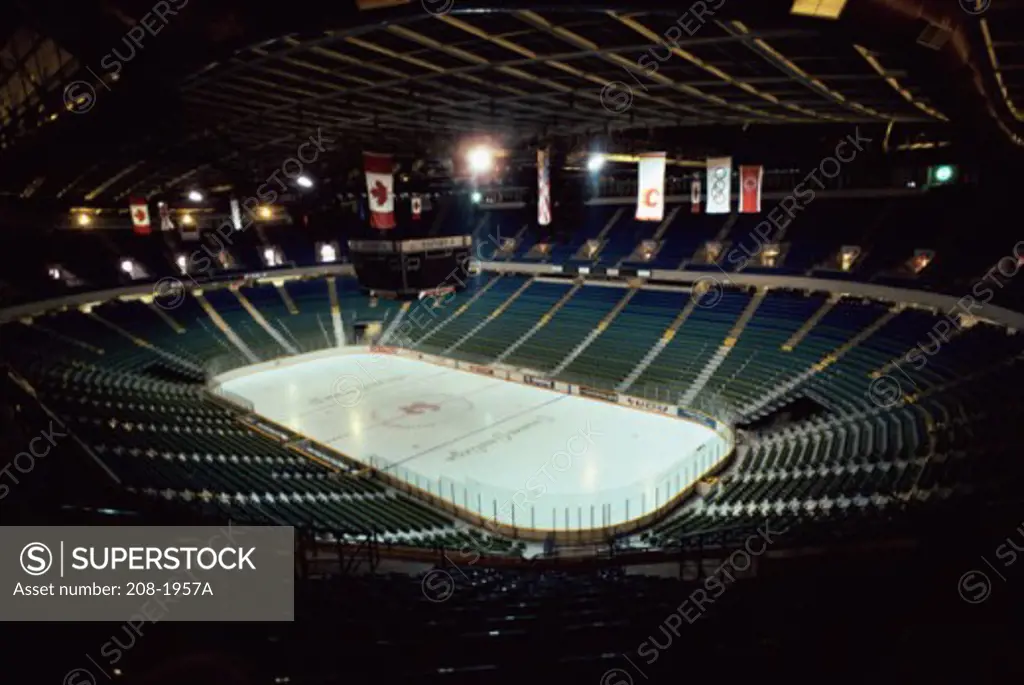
[363,152,396,230]
[130,197,151,235]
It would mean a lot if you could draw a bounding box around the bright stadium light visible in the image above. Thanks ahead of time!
[258,206,273,220]
[296,175,314,188]
[471,191,483,204]
[188,190,204,202]
[120,259,135,274]
[319,243,337,263]
[587,154,605,172]
[176,254,187,274]
[180,213,194,225]
[927,164,958,187]
[467,145,494,174]
[76,212,92,227]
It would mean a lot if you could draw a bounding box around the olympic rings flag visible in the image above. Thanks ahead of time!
[705,157,732,214]
[635,152,666,222]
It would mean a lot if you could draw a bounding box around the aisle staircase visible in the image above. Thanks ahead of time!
[741,305,902,417]
[446,278,535,354]
[679,289,767,405]
[416,275,504,348]
[233,288,298,355]
[89,312,204,374]
[618,296,699,391]
[380,302,412,344]
[495,280,583,363]
[550,288,637,376]
[146,302,185,334]
[276,284,299,314]
[782,295,840,351]
[194,292,258,362]
[327,277,345,346]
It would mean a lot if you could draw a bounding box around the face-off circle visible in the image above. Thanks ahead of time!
[371,394,474,429]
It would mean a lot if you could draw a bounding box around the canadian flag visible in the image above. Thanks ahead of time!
[411,194,422,220]
[130,198,151,235]
[691,175,701,214]
[739,165,763,214]
[636,152,666,222]
[363,152,395,230]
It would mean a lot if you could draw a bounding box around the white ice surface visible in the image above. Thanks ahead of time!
[221,353,726,528]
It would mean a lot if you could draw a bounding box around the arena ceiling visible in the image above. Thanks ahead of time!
[0,0,1022,208]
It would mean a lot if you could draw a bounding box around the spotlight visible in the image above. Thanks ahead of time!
[587,154,605,172]
[467,145,494,174]
[296,175,314,188]
[76,213,92,227]
[176,255,187,273]
[188,190,204,202]
[120,259,134,274]
[471,191,483,204]
[927,164,958,187]
[258,206,273,220]
[180,213,194,226]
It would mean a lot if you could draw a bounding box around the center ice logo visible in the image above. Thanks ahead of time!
[399,402,441,415]
[373,395,473,429]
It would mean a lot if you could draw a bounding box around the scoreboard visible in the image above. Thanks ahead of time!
[347,235,473,297]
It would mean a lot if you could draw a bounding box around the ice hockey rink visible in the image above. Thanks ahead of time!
[218,350,729,530]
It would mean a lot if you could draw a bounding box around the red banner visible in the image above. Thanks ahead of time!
[739,165,763,214]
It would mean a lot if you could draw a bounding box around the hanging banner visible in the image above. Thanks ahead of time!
[739,165,763,214]
[636,152,666,222]
[363,152,396,230]
[129,198,151,235]
[230,197,243,230]
[705,157,732,214]
[691,175,701,214]
[537,148,551,226]
[158,202,175,231]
